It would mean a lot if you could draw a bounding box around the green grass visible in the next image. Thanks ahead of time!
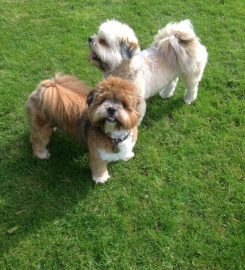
[0,0,244,269]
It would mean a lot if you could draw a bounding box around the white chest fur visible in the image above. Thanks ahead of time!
[98,133,135,162]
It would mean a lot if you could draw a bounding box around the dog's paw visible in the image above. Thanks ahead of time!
[93,172,110,184]
[122,152,135,161]
[159,90,173,99]
[35,150,50,160]
[184,95,196,105]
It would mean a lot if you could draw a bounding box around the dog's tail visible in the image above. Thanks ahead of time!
[153,20,208,72]
[38,74,89,123]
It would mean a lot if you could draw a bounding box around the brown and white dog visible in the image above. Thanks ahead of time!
[26,74,140,183]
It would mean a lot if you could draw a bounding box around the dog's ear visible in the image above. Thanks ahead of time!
[120,40,139,60]
[87,91,94,106]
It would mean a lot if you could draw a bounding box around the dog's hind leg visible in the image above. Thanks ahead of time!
[182,52,207,104]
[183,76,199,104]
[183,69,205,104]
[159,77,179,99]
[137,97,146,125]
[29,115,53,160]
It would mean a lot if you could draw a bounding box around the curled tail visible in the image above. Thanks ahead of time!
[39,74,89,123]
[153,20,208,72]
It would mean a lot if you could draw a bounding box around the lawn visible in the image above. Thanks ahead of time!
[0,0,244,269]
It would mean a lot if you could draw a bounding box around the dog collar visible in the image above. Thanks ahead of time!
[106,131,130,152]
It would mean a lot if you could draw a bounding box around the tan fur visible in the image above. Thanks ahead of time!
[88,76,141,129]
[26,75,139,183]
[39,73,88,123]
[124,38,140,53]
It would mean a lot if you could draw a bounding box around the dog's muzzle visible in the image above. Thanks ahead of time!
[107,107,116,122]
[88,38,110,72]
[90,51,100,61]
[89,51,109,72]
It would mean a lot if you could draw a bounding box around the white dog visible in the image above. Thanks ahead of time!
[89,19,208,118]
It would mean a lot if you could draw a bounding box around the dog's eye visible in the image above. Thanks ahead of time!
[98,38,108,46]
[122,102,128,110]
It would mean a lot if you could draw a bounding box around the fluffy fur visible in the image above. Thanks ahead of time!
[89,19,208,118]
[26,74,140,184]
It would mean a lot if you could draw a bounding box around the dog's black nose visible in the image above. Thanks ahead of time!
[107,107,116,115]
[88,37,93,43]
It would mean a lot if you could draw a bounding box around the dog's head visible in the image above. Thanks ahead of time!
[88,20,140,72]
[87,77,141,133]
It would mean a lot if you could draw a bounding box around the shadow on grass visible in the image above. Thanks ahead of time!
[0,96,183,254]
[142,95,184,126]
[0,131,94,254]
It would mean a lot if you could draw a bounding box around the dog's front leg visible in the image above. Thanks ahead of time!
[89,154,110,184]
[133,73,146,125]
[136,97,146,126]
[159,77,179,99]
